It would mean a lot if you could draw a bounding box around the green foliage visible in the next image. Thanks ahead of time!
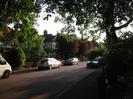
[54,14,76,34]
[0,31,5,40]
[1,16,46,66]
[56,34,80,59]
[14,17,46,61]
[88,42,107,59]
[2,48,19,69]
[88,48,105,60]
[64,34,76,43]
[54,13,102,41]
[42,0,133,27]
[0,0,40,26]
[17,46,26,66]
[117,36,133,70]
[29,35,47,58]
[0,0,43,67]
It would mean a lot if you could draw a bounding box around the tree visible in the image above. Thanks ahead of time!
[56,34,79,59]
[39,0,133,43]
[0,0,40,26]
[0,0,44,67]
[14,17,46,63]
[0,18,46,67]
[56,33,94,59]
[54,15,76,34]
[78,40,94,60]
[54,13,102,42]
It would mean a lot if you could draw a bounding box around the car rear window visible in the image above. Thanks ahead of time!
[40,59,48,63]
[67,58,73,61]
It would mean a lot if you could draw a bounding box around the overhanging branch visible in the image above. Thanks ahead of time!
[115,17,133,30]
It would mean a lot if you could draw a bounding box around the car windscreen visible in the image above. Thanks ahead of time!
[0,57,6,64]
[92,57,103,61]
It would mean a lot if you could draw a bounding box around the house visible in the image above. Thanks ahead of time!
[42,31,58,50]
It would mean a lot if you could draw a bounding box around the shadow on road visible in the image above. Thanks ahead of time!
[57,69,101,99]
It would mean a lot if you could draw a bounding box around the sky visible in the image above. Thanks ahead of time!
[35,13,65,35]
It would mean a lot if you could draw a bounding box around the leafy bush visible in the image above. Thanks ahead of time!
[88,48,105,59]
[2,48,20,69]
[17,47,26,66]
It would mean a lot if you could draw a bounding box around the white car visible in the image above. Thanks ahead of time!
[0,55,12,78]
[37,58,62,70]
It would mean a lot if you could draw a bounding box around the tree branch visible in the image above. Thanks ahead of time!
[115,17,133,30]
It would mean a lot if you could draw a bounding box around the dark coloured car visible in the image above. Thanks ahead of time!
[87,56,103,68]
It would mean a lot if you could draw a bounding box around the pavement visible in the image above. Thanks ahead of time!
[58,69,102,99]
[12,67,38,74]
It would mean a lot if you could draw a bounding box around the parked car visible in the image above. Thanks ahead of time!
[64,58,79,65]
[37,58,62,70]
[0,55,12,78]
[87,56,103,68]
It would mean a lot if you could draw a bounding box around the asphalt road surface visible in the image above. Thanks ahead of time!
[0,62,96,99]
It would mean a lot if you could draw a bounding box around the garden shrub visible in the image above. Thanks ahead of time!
[88,48,105,59]
[2,48,19,69]
[17,47,26,66]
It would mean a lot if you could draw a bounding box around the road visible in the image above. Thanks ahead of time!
[0,62,96,99]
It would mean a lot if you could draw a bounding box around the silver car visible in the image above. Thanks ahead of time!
[64,58,79,65]
[37,58,62,70]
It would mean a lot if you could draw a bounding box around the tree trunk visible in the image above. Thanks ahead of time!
[102,0,121,91]
[103,0,118,47]
[103,0,120,72]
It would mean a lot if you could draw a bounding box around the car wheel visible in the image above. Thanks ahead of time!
[76,62,78,65]
[58,64,61,68]
[74,62,78,65]
[49,65,52,70]
[2,70,10,78]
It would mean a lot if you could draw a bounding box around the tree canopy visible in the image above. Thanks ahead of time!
[56,33,93,59]
[38,0,133,45]
[0,0,44,66]
[0,0,40,26]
